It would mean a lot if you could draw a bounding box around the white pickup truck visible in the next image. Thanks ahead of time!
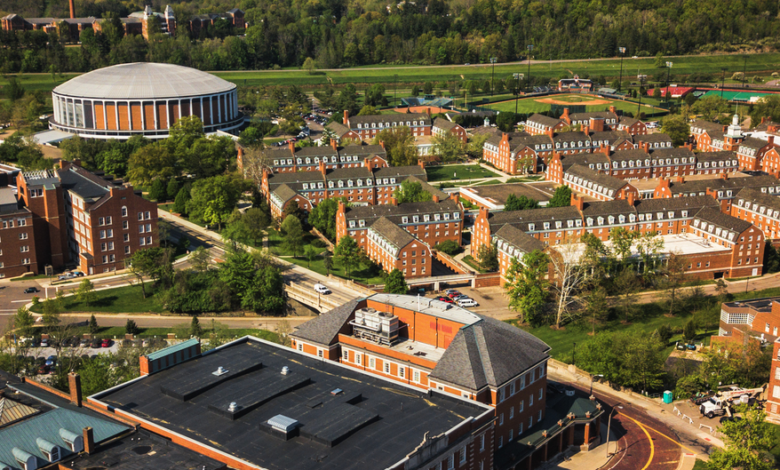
[699,397,729,419]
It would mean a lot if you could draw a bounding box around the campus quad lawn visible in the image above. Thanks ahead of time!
[487,96,666,118]
[266,229,323,256]
[284,254,386,285]
[61,325,279,343]
[425,164,498,182]
[519,286,780,363]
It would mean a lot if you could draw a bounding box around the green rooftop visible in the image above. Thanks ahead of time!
[146,338,200,361]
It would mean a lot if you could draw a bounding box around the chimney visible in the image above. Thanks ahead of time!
[83,427,95,454]
[675,176,684,183]
[379,140,386,150]
[69,0,75,18]
[582,124,590,136]
[659,177,669,188]
[642,142,649,153]
[319,160,327,177]
[426,107,431,117]
[433,194,440,203]
[288,141,295,154]
[723,125,728,133]
[769,136,775,146]
[570,193,584,211]
[500,132,509,147]
[627,191,635,206]
[609,106,616,115]
[330,139,338,151]
[720,173,728,180]
[390,197,398,206]
[343,110,349,125]
[478,206,489,221]
[601,144,610,157]
[418,159,425,170]
[546,128,554,138]
[337,200,346,216]
[561,107,571,124]
[68,372,82,407]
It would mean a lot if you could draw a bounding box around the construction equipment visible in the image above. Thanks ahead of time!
[699,385,765,419]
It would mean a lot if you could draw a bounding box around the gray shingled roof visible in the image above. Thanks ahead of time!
[581,199,636,217]
[433,117,459,131]
[609,149,649,162]
[373,165,426,179]
[559,153,610,170]
[267,171,324,187]
[325,121,351,137]
[494,224,545,254]
[291,299,363,345]
[370,217,416,248]
[694,206,753,234]
[735,187,780,212]
[271,184,298,203]
[649,147,694,158]
[527,114,564,128]
[739,137,768,150]
[691,119,726,134]
[618,116,640,127]
[696,151,737,163]
[349,113,430,126]
[566,164,629,193]
[635,133,673,144]
[509,135,554,153]
[669,174,780,195]
[569,111,617,122]
[345,199,460,221]
[633,195,719,213]
[430,317,550,390]
[487,206,583,231]
[589,130,631,144]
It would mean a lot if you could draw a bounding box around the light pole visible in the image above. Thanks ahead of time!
[618,47,626,92]
[664,61,673,106]
[394,74,398,108]
[526,45,534,92]
[590,374,604,395]
[490,57,497,96]
[743,55,748,89]
[637,76,645,118]
[606,404,624,458]
[721,68,726,99]
[572,342,576,367]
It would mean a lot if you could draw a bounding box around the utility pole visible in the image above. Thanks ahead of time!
[637,76,645,118]
[721,68,726,99]
[526,45,534,92]
[743,55,748,89]
[490,57,497,96]
[618,47,626,92]
[664,61,673,106]
[394,74,398,108]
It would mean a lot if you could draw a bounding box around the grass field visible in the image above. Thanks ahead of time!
[426,164,498,182]
[4,53,780,94]
[30,283,164,314]
[487,94,667,118]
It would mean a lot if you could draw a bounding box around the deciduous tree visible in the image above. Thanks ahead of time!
[505,250,549,326]
[383,269,408,294]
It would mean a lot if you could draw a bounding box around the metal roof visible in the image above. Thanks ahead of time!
[146,338,200,362]
[53,63,236,100]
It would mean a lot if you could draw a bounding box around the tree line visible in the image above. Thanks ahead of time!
[2,0,780,74]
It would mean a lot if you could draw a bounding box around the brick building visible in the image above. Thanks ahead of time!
[189,8,245,36]
[91,335,501,470]
[652,173,780,212]
[715,297,780,344]
[473,193,761,280]
[730,187,780,243]
[342,110,432,141]
[16,161,158,274]
[261,161,434,216]
[616,116,648,136]
[365,217,433,278]
[262,141,388,173]
[290,293,605,469]
[691,115,746,152]
[0,186,37,279]
[769,338,780,423]
[337,197,463,251]
[558,162,639,202]
[323,121,362,144]
[432,117,468,143]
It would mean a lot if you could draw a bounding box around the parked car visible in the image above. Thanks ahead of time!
[447,291,462,299]
[73,271,85,277]
[101,339,112,348]
[91,339,102,349]
[686,344,697,351]
[676,342,686,350]
[314,283,331,294]
[40,338,49,347]
[444,289,458,295]
[45,356,56,367]
[436,297,453,304]
[457,298,479,308]
[80,338,89,347]
[24,287,39,294]
[452,295,469,302]
[37,365,49,375]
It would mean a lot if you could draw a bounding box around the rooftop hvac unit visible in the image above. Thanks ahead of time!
[349,308,400,346]
[268,415,299,433]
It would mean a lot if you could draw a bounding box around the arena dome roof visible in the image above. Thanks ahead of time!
[53,63,236,100]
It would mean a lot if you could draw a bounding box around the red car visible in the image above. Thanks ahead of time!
[447,291,462,298]
[101,339,112,348]
[436,297,454,304]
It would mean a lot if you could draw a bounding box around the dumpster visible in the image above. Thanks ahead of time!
[663,390,673,404]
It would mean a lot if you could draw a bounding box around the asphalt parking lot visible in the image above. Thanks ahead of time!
[422,286,515,320]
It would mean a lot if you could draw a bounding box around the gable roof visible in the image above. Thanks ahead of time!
[635,133,673,144]
[493,224,546,254]
[694,206,753,234]
[735,187,780,213]
[0,399,38,428]
[291,299,362,345]
[566,164,629,193]
[271,184,298,204]
[486,206,583,231]
[527,114,564,128]
[559,152,610,171]
[369,217,416,249]
[696,151,737,163]
[433,117,459,131]
[738,137,769,151]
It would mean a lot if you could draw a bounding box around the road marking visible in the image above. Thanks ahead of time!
[11,299,31,303]
[617,412,654,470]
[623,414,701,454]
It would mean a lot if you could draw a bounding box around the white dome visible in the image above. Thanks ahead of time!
[53,63,236,100]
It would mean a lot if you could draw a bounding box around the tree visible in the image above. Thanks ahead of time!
[708,406,775,470]
[308,198,344,241]
[504,194,540,211]
[547,185,572,208]
[166,179,180,201]
[302,57,316,74]
[548,239,593,329]
[243,207,270,245]
[764,241,780,273]
[435,240,460,255]
[692,96,729,121]
[280,215,305,258]
[432,132,466,163]
[125,319,140,335]
[661,114,691,147]
[335,236,362,276]
[323,254,334,275]
[172,185,191,215]
[75,279,97,307]
[127,142,176,186]
[749,95,780,126]
[186,175,243,230]
[357,105,379,116]
[411,85,420,97]
[661,251,687,315]
[384,269,408,294]
[189,246,211,272]
[683,319,697,343]
[496,112,520,132]
[653,52,665,68]
[585,287,608,335]
[505,250,549,326]
[189,316,202,337]
[653,87,662,99]
[88,314,99,334]
[423,82,434,94]
[393,179,432,203]
[13,306,34,336]
[128,247,174,298]
[613,267,640,322]
[476,243,499,271]
[467,133,490,159]
[282,200,305,225]
[149,178,168,201]
[372,127,417,166]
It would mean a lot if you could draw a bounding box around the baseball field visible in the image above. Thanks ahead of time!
[485,93,668,118]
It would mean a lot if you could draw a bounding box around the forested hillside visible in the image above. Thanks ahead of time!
[1,0,780,73]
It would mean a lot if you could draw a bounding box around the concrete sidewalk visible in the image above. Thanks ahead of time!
[551,423,615,469]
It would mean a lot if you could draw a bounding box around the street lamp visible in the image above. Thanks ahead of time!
[490,57,497,96]
[617,47,626,92]
[590,374,604,395]
[513,73,523,116]
[664,61,673,106]
[636,75,645,118]
[526,45,534,91]
[606,404,624,457]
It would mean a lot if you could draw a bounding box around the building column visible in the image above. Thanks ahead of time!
[217,93,222,123]
[140,102,146,130]
[200,96,204,124]
[114,102,119,131]
[583,423,591,445]
[153,101,158,129]
[542,442,548,462]
[568,425,575,447]
[190,98,194,121]
[127,101,132,131]
[102,100,107,131]
[90,100,96,129]
[209,95,214,126]
[166,100,172,128]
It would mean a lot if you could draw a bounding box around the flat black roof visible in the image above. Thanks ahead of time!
[96,338,489,470]
[64,429,225,470]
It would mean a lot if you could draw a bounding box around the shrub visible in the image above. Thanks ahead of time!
[435,240,460,255]
[311,239,326,248]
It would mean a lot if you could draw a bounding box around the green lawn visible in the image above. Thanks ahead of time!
[30,283,165,314]
[487,96,666,119]
[285,254,386,286]
[474,179,503,186]
[58,324,279,342]
[521,286,780,362]
[461,255,488,274]
[266,229,326,257]
[506,176,544,183]
[7,53,778,95]
[426,164,498,182]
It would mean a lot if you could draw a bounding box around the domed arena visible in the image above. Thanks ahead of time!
[50,62,243,139]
